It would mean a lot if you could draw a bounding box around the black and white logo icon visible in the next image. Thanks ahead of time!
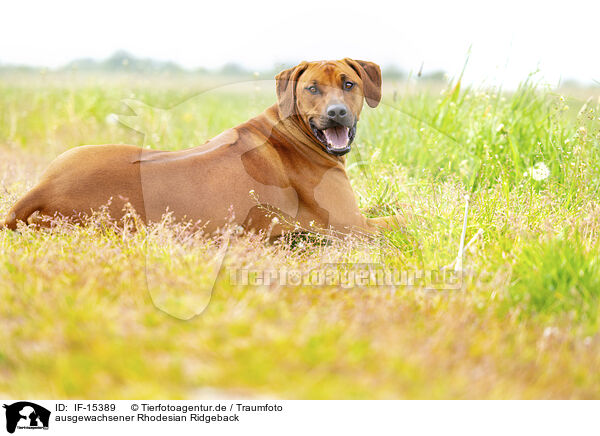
[2,402,50,434]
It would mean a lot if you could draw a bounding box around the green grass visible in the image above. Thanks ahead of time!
[1,71,600,398]
[508,233,600,324]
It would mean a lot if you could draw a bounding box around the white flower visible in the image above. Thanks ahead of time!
[105,113,119,125]
[525,162,550,181]
[271,217,279,224]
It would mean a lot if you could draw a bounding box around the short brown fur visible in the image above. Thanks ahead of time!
[1,59,404,236]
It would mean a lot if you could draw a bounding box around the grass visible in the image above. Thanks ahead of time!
[0,71,600,399]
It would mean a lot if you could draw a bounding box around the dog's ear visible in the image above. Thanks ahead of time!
[275,62,308,119]
[343,59,382,108]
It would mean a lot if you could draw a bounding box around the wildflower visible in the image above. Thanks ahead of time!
[524,162,550,181]
[105,113,119,125]
[271,217,279,224]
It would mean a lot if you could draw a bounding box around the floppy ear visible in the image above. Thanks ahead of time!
[343,58,382,108]
[275,62,308,119]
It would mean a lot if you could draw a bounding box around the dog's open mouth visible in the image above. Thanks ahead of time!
[310,121,356,156]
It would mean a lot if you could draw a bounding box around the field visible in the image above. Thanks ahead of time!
[1,71,599,399]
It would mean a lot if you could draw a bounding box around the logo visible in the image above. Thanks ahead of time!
[2,402,50,434]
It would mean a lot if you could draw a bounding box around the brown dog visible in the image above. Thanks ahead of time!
[1,59,403,236]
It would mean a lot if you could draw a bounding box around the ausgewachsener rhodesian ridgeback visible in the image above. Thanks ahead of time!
[1,58,403,236]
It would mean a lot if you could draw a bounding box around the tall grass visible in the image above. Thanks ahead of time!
[1,72,600,398]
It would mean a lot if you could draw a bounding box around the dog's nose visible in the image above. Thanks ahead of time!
[326,104,351,125]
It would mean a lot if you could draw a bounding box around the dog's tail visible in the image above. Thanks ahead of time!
[1,189,45,230]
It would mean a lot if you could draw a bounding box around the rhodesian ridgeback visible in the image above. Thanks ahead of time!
[1,58,403,236]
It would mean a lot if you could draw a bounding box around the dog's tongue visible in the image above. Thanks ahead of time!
[323,126,349,149]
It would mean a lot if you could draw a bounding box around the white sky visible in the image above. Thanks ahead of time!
[0,0,598,87]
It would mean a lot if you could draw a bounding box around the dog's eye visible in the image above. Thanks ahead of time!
[344,81,355,90]
[306,85,319,95]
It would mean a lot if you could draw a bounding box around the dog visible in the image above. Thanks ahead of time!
[1,58,404,236]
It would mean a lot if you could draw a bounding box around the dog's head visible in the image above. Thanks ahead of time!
[275,58,382,156]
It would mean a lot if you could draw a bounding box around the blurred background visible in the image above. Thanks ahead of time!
[1,0,598,88]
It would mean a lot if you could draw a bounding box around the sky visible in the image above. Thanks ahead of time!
[0,0,598,88]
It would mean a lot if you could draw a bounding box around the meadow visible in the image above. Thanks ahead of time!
[0,70,599,399]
